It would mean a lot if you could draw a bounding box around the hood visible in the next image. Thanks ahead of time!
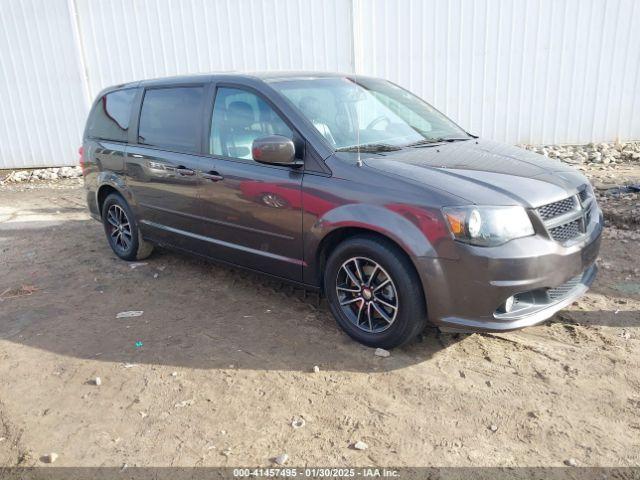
[361,139,590,208]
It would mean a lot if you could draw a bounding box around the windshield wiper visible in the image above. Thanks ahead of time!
[336,143,402,153]
[406,136,471,147]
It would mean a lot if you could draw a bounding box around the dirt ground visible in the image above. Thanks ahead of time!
[0,169,639,469]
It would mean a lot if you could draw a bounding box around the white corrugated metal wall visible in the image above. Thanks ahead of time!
[356,0,640,146]
[1,0,639,169]
[0,0,90,169]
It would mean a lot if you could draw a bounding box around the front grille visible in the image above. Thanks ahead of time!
[536,193,593,244]
[546,273,583,301]
[549,219,582,242]
[537,196,577,221]
[578,188,590,203]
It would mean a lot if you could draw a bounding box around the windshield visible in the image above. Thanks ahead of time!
[270,77,469,150]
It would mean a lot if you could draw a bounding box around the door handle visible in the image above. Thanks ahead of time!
[201,171,224,182]
[175,166,196,176]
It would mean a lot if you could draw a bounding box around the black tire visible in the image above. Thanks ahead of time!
[101,193,153,261]
[324,235,427,349]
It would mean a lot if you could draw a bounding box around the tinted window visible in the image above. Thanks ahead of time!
[138,87,204,153]
[210,87,292,160]
[86,89,136,142]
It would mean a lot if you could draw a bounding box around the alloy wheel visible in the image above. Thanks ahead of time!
[335,256,399,333]
[106,204,132,253]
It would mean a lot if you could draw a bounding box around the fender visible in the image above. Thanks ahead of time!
[304,203,446,286]
[95,171,138,215]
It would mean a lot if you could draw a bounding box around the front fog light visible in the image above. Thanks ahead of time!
[504,296,515,313]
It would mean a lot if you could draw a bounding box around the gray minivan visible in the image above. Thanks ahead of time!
[81,72,602,348]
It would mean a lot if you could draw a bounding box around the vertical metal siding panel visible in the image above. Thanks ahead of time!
[605,0,629,141]
[0,5,29,167]
[5,1,45,166]
[0,0,87,169]
[617,0,640,141]
[2,0,640,170]
[355,0,640,144]
[74,0,353,98]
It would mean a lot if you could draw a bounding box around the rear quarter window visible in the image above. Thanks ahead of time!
[86,89,137,142]
[138,86,204,153]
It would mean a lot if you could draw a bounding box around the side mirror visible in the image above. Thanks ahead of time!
[252,135,298,166]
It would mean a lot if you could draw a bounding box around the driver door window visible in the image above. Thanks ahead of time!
[210,87,292,160]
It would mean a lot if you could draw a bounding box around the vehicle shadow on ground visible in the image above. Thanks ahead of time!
[0,219,467,372]
[552,309,640,329]
[555,281,640,328]
[1,217,638,372]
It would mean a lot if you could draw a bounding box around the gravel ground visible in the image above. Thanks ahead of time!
[0,144,639,469]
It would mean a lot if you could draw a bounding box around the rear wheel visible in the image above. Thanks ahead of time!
[101,193,153,261]
[324,235,426,349]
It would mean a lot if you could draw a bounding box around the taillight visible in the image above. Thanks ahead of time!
[78,146,86,175]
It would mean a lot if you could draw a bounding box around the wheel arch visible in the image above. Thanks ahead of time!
[315,227,416,285]
[309,204,437,294]
[95,173,135,218]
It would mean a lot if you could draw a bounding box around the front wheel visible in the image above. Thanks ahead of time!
[101,193,153,261]
[324,235,427,349]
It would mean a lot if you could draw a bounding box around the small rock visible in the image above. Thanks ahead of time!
[94,377,102,386]
[489,424,498,432]
[43,452,58,464]
[116,311,144,319]
[174,398,195,408]
[291,417,306,429]
[564,458,578,467]
[221,448,232,457]
[171,371,178,377]
[374,348,390,358]
[353,440,369,450]
[313,365,320,373]
[273,453,289,465]
[485,380,493,387]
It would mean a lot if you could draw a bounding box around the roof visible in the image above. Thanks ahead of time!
[108,71,360,91]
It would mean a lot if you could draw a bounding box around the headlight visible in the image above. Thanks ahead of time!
[442,206,534,246]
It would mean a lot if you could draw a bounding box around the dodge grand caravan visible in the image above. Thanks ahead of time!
[81,72,603,348]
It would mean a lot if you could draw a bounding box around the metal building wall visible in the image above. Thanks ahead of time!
[74,0,354,97]
[0,0,89,169]
[0,0,354,169]
[356,0,640,145]
[0,0,639,169]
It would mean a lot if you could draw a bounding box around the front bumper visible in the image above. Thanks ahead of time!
[415,211,603,333]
